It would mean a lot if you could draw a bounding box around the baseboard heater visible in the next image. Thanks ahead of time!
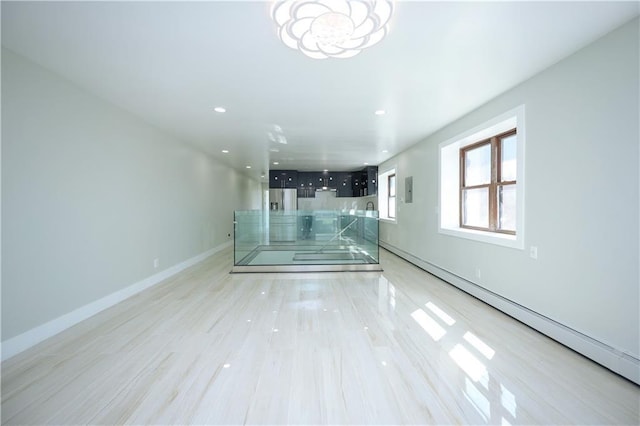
[379,241,640,385]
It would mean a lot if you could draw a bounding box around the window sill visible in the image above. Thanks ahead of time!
[439,226,523,249]
[380,218,397,224]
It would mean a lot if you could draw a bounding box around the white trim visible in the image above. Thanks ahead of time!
[380,241,640,385]
[378,164,397,176]
[378,166,397,222]
[438,105,526,250]
[1,241,232,361]
[439,227,520,249]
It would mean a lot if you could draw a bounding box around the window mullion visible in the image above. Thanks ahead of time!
[489,137,498,231]
[459,148,465,227]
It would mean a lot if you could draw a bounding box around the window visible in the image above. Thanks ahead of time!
[388,173,396,218]
[439,105,525,249]
[378,167,397,221]
[460,129,516,234]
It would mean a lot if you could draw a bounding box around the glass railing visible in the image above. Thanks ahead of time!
[233,209,380,272]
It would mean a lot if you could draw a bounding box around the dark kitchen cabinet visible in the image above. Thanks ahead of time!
[337,173,353,197]
[319,171,338,189]
[358,166,377,196]
[284,171,298,188]
[269,171,280,188]
[269,170,298,188]
[352,173,364,197]
[297,172,317,198]
[365,166,378,196]
[353,167,378,196]
[304,172,323,188]
[271,167,377,196]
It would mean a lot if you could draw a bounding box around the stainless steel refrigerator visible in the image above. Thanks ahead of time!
[268,188,297,242]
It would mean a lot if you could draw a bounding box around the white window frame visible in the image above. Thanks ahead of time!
[388,173,397,219]
[438,105,525,249]
[378,167,397,223]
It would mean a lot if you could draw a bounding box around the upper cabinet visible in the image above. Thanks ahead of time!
[270,167,377,197]
[337,172,353,197]
[340,166,377,197]
[296,171,318,198]
[319,170,339,189]
[269,170,298,188]
[365,166,378,196]
[352,172,363,196]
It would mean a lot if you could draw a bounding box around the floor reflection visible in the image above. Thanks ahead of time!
[377,273,519,424]
[412,308,447,341]
[464,331,495,360]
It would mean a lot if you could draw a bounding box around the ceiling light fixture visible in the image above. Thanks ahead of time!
[221,149,229,153]
[271,0,394,59]
[246,165,252,169]
[214,107,226,113]
[375,109,386,115]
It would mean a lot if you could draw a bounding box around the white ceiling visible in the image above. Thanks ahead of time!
[2,1,638,180]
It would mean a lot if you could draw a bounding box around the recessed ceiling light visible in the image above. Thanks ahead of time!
[214,107,226,113]
[221,149,229,153]
[273,161,279,165]
[375,110,386,115]
[323,169,329,172]
[245,165,251,169]
[382,149,388,153]
[364,162,369,165]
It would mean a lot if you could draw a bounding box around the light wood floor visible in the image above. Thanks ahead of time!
[2,247,639,425]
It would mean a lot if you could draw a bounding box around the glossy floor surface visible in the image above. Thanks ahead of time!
[2,248,639,425]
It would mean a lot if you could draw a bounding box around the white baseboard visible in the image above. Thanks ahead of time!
[1,241,232,361]
[379,241,640,385]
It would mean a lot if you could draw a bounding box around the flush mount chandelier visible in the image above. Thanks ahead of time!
[271,0,394,59]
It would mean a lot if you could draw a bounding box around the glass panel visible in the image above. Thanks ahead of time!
[362,213,379,261]
[388,196,396,218]
[234,210,265,264]
[462,187,489,228]
[501,134,517,182]
[464,144,491,186]
[498,185,516,231]
[389,175,396,196]
[233,209,379,269]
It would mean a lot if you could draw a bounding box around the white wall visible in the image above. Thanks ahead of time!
[1,48,261,342]
[378,18,639,380]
